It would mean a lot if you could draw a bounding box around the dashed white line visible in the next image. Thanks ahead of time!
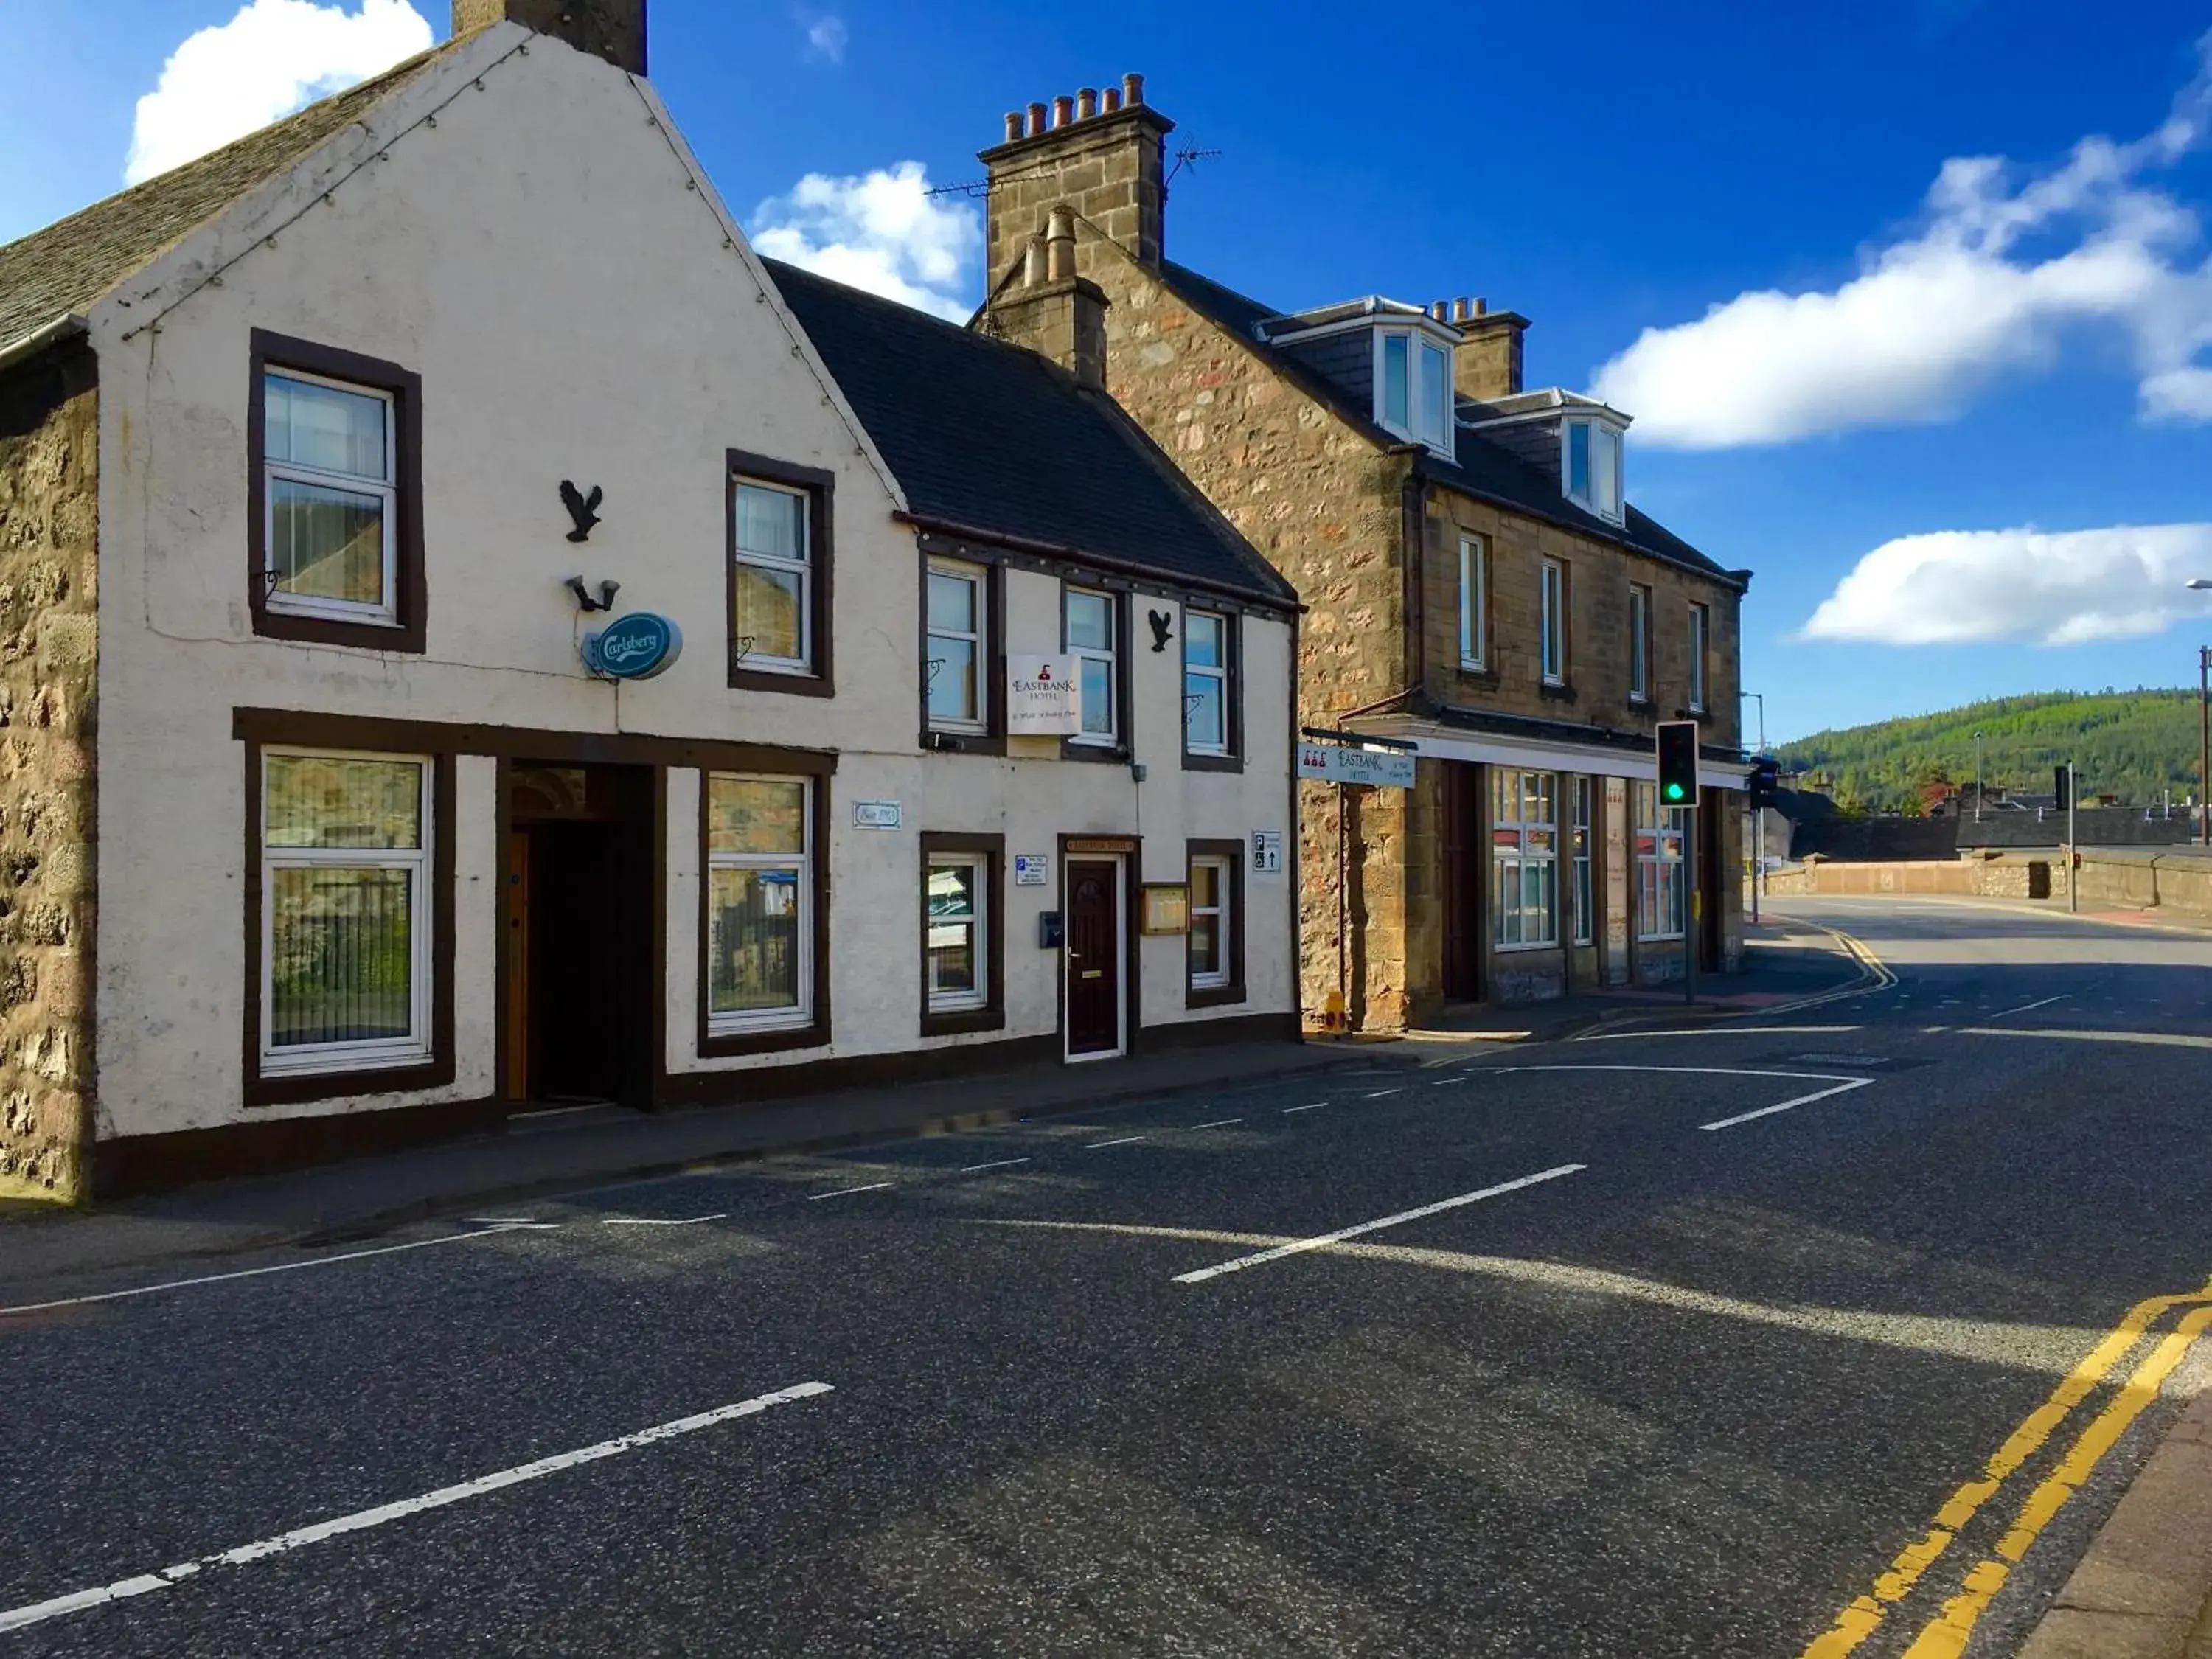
[1172,1164,1587,1284]
[1190,1118,1243,1130]
[599,1214,726,1227]
[1698,1079,1874,1132]
[960,1157,1032,1173]
[0,1383,834,1636]
[1085,1135,1148,1150]
[1990,993,2070,1019]
[1281,1103,1326,1113]
[1363,1088,1403,1099]
[0,1225,537,1319]
[807,1183,894,1201]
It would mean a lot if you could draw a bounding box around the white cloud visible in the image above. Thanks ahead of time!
[750,163,979,322]
[125,0,433,186]
[1591,32,2212,447]
[801,13,848,64]
[1801,523,2212,646]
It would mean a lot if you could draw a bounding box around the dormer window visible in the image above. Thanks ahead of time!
[1563,418,1624,524]
[1377,330,1454,453]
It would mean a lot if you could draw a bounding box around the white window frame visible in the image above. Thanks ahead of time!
[1572,776,1594,947]
[925,852,989,1013]
[259,747,432,1077]
[261,369,399,627]
[1562,418,1625,525]
[1491,768,1559,951]
[731,476,814,675]
[1065,585,1120,748]
[1634,780,1687,942]
[1688,602,1710,714]
[1628,582,1652,704]
[1374,328,1455,455]
[705,773,814,1034]
[1458,536,1487,671]
[925,559,988,734]
[1183,608,1231,757]
[1189,855,1232,990]
[1540,559,1568,686]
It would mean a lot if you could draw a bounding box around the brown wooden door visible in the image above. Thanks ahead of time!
[1065,859,1121,1057]
[1440,762,1484,1001]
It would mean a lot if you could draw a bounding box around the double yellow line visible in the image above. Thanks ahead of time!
[1802,1275,2212,1658]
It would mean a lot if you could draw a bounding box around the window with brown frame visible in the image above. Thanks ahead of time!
[727,448,835,697]
[248,330,425,653]
[919,832,1005,1036]
[1185,838,1245,1008]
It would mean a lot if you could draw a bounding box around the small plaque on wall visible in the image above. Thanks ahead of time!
[1140,883,1190,935]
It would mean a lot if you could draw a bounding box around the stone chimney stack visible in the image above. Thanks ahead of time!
[978,70,1175,283]
[1455,298,1533,402]
[452,0,645,74]
[986,204,1110,391]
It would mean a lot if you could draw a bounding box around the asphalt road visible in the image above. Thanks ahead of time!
[4,895,2210,1658]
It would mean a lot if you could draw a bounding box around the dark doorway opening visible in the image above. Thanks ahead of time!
[505,763,656,1109]
[1441,761,1485,1002]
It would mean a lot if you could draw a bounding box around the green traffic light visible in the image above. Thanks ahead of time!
[1663,784,1687,801]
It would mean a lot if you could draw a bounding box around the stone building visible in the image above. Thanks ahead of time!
[975,78,1753,1027]
[0,7,1298,1201]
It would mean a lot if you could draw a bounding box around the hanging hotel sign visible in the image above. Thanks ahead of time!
[1008,654,1079,735]
[1296,742,1416,789]
[583,612,683,681]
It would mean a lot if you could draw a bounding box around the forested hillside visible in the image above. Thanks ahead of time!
[1775,690,2203,814]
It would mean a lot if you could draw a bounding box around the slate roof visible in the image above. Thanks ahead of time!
[1155,260,1741,587]
[0,46,451,348]
[766,260,1298,610]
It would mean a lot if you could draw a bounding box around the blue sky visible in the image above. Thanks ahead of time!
[4,0,2210,743]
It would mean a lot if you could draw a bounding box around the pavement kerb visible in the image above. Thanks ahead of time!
[286,1044,1399,1248]
[2016,1384,2212,1659]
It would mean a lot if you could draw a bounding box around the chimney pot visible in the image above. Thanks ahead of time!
[1004,111,1023,142]
[1052,94,1074,128]
[1450,297,1470,322]
[1023,234,1048,288]
[1026,101,1047,136]
[1122,72,1144,106]
[1102,85,1121,112]
[1046,204,1077,282]
[1430,301,1447,321]
[1077,87,1098,119]
[1473,297,1487,316]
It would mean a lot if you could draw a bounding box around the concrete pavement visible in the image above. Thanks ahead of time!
[2,897,2208,1655]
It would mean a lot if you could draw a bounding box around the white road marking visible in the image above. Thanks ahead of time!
[1190,1118,1243,1130]
[1282,1103,1326,1113]
[0,1226,535,1319]
[1698,1079,1873,1131]
[1172,1164,1587,1285]
[1958,1026,2212,1050]
[1576,1024,1863,1042]
[1085,1135,1148,1150]
[0,1383,833,1636]
[599,1214,726,1227]
[1363,1088,1403,1099]
[960,1157,1031,1173]
[807,1183,894,1200]
[1990,994,2070,1019]
[465,1217,543,1224]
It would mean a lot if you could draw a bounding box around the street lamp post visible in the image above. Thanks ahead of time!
[1740,691,1767,925]
[2191,581,2212,847]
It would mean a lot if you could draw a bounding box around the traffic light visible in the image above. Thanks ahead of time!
[1657,720,1700,807]
[2053,764,2071,812]
[1748,757,1779,807]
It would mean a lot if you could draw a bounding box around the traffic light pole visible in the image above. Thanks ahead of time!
[1685,802,1698,1006]
[2067,762,2078,914]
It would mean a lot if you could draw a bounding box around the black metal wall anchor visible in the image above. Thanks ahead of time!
[566,577,620,613]
[559,480,603,542]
